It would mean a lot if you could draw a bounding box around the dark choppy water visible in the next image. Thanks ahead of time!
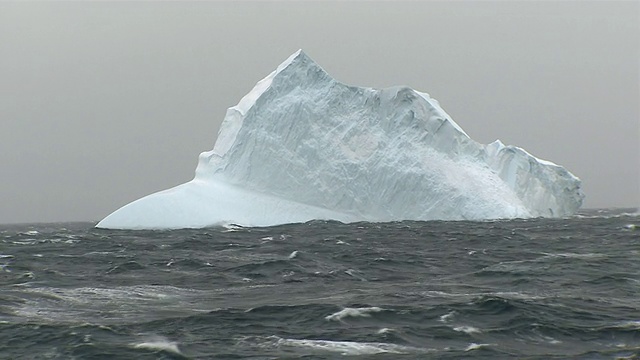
[1,209,639,359]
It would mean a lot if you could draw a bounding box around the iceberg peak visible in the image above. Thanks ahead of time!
[279,48,312,69]
[97,50,584,229]
[211,49,328,158]
[231,49,315,116]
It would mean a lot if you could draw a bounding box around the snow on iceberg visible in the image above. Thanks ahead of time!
[97,50,584,229]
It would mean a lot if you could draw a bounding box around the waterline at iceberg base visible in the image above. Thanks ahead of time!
[97,50,583,229]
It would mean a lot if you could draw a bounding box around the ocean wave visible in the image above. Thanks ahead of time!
[453,325,483,334]
[465,342,492,351]
[9,285,209,324]
[439,310,456,323]
[539,252,607,260]
[131,336,183,356]
[271,336,430,355]
[325,306,383,321]
[2,216,637,358]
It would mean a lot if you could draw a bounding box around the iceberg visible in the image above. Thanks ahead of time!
[97,50,583,229]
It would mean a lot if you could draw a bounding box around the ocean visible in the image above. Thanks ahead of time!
[1,209,638,359]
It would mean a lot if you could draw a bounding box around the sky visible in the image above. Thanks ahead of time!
[0,1,638,224]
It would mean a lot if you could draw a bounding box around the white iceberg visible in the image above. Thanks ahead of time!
[97,50,583,229]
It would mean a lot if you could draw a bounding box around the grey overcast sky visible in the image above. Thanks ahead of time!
[0,1,638,224]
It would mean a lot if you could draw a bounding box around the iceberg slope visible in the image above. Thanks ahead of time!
[97,50,583,229]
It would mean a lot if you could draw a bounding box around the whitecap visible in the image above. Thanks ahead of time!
[275,337,425,355]
[288,250,299,259]
[453,325,482,334]
[492,291,546,301]
[11,285,208,323]
[422,290,467,298]
[439,311,456,323]
[11,240,37,245]
[540,252,606,260]
[464,343,491,351]
[325,306,383,321]
[344,269,367,281]
[81,251,113,256]
[132,337,182,355]
[222,224,244,232]
[614,320,640,330]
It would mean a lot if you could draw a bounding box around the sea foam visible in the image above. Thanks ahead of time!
[325,307,383,321]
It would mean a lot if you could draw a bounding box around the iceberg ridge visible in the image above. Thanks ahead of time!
[97,50,583,229]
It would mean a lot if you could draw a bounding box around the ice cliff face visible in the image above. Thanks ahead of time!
[97,50,583,229]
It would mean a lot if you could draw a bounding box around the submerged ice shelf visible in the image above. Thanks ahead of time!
[97,50,584,229]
